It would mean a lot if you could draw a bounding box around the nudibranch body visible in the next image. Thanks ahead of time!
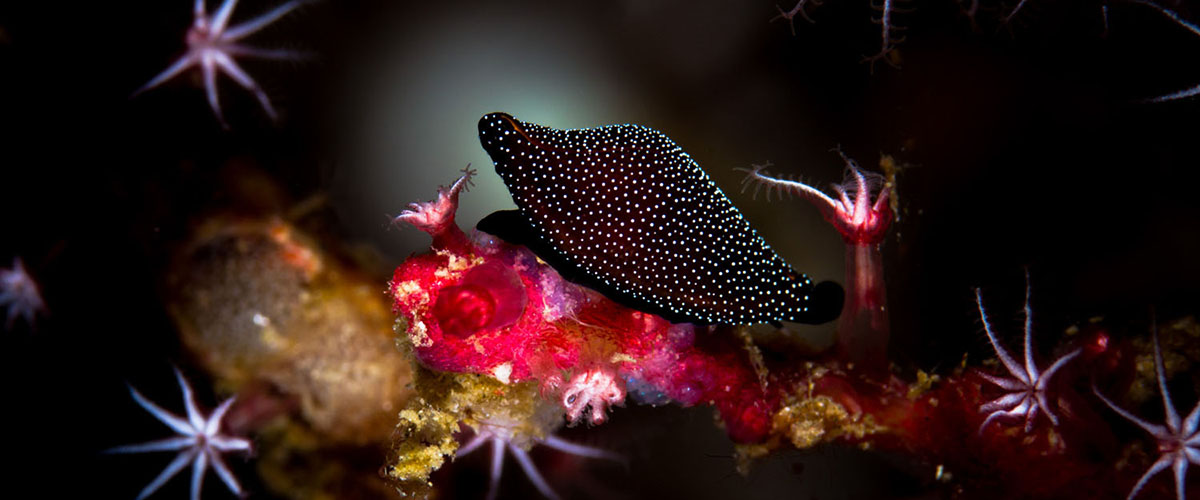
[476,112,843,326]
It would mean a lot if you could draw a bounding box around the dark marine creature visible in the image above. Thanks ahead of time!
[476,112,842,326]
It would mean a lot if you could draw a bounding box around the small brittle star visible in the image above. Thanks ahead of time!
[108,368,251,500]
[135,0,307,128]
[1094,323,1199,500]
[974,274,1081,434]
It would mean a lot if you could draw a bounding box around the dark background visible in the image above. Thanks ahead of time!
[2,0,1198,498]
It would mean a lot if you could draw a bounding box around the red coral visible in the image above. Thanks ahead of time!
[389,172,774,442]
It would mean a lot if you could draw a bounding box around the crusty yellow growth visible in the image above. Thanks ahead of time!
[384,361,562,497]
[878,153,902,222]
[734,377,886,475]
[773,394,884,449]
[392,280,427,307]
[384,403,460,498]
[432,249,483,280]
[1128,316,1200,406]
[906,370,940,401]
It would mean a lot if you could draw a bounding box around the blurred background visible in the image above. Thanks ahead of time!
[1,0,1198,498]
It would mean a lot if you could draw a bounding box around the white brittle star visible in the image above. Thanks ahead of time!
[457,423,622,500]
[134,0,307,128]
[0,257,45,329]
[1093,325,1199,500]
[974,275,1081,434]
[108,368,252,500]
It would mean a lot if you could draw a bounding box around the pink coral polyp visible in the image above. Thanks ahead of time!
[562,368,627,425]
[432,284,495,337]
[432,262,527,338]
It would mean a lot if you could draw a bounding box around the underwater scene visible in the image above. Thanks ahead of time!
[4,0,1200,498]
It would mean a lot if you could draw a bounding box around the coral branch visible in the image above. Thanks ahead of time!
[771,0,820,35]
[863,0,906,71]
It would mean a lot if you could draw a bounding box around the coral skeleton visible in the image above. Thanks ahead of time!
[771,0,904,68]
[0,257,44,329]
[771,0,819,34]
[1094,325,1200,500]
[135,0,307,127]
[108,368,251,500]
[864,0,905,69]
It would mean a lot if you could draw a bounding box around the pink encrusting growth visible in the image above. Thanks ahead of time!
[742,154,894,377]
[390,171,775,442]
[135,0,308,128]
